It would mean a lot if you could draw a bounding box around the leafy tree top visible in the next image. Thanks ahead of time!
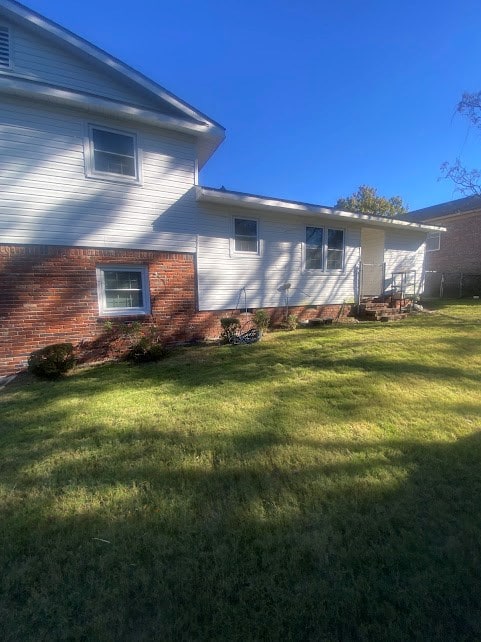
[335,185,408,217]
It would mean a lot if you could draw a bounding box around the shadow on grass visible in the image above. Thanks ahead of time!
[2,405,481,639]
[2,319,481,640]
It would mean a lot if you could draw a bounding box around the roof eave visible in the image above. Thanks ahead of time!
[196,187,446,231]
[0,76,225,161]
[0,0,225,133]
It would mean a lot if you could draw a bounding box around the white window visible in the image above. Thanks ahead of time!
[426,231,440,252]
[86,125,139,181]
[0,26,10,69]
[305,226,344,271]
[96,266,150,316]
[234,218,258,253]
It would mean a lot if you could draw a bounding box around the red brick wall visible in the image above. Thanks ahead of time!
[0,244,350,376]
[426,211,481,274]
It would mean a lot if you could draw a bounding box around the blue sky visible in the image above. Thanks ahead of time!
[24,0,481,210]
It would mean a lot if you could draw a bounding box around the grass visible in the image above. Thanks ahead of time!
[2,300,481,640]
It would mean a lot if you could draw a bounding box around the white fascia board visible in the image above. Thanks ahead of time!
[0,0,225,133]
[196,187,446,232]
[0,76,225,156]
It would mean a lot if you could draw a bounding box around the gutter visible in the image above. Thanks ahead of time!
[196,187,446,232]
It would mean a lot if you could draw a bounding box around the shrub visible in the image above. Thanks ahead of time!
[126,337,166,363]
[220,317,241,343]
[28,343,76,379]
[286,314,298,330]
[253,309,270,332]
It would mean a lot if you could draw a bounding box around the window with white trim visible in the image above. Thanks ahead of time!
[96,266,150,316]
[234,218,258,253]
[87,125,139,181]
[305,226,345,271]
[0,27,10,69]
[426,231,440,252]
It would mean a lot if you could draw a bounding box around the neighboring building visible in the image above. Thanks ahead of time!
[0,0,442,375]
[408,196,481,297]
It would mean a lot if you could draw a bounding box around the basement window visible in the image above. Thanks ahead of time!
[96,266,150,316]
[0,26,10,69]
[86,125,140,182]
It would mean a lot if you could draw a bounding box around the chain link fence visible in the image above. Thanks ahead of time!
[424,272,481,298]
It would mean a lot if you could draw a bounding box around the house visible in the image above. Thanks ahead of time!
[0,0,443,376]
[408,195,481,297]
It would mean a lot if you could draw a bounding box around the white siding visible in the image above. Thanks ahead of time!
[7,22,169,112]
[0,96,198,252]
[384,230,426,294]
[196,204,361,310]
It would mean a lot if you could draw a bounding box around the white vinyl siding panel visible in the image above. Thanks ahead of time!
[6,24,164,111]
[0,97,198,252]
[196,204,360,310]
[383,230,426,295]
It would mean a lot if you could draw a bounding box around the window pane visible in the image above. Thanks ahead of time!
[327,228,344,250]
[94,151,136,176]
[93,129,135,156]
[426,232,440,252]
[92,128,136,177]
[105,290,143,309]
[326,229,344,269]
[234,218,257,252]
[306,226,323,269]
[103,270,143,309]
[104,271,142,290]
[326,249,343,270]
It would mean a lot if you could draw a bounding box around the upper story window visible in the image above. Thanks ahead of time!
[305,226,344,271]
[96,266,150,316]
[86,125,140,182]
[0,26,10,69]
[234,218,258,253]
[426,231,440,252]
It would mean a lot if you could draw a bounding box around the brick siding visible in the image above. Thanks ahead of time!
[426,211,481,274]
[0,244,350,376]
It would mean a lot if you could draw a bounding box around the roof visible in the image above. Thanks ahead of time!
[197,186,446,232]
[0,0,225,167]
[407,195,481,222]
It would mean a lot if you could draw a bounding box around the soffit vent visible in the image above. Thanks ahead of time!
[0,27,10,68]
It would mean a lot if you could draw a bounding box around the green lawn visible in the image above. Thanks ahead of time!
[2,301,481,641]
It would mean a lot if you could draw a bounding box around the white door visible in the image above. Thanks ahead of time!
[361,228,385,296]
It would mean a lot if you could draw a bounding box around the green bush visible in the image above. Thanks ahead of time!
[126,337,166,363]
[220,317,241,343]
[28,343,76,379]
[253,309,270,332]
[286,314,298,330]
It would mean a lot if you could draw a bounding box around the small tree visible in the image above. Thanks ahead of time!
[335,185,407,217]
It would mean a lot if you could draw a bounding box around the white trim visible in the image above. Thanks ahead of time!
[84,123,142,184]
[230,216,261,257]
[96,265,151,316]
[197,187,446,232]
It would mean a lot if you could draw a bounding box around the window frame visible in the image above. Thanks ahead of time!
[426,231,441,252]
[304,226,345,273]
[231,216,260,256]
[85,124,142,184]
[96,265,151,317]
